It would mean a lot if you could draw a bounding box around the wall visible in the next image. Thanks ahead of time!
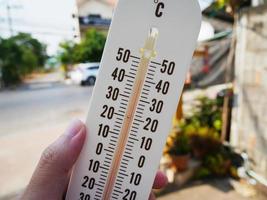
[78,0,113,18]
[232,4,267,181]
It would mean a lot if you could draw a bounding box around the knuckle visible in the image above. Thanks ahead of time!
[40,145,58,166]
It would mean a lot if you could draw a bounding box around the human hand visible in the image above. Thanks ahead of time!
[20,120,168,200]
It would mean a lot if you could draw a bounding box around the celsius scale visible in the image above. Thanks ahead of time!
[66,0,201,199]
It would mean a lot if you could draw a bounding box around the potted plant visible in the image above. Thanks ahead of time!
[179,97,223,159]
[166,131,191,172]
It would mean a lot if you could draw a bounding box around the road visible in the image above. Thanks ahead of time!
[158,179,266,200]
[0,83,93,137]
[0,81,93,199]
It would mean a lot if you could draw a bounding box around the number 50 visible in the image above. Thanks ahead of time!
[116,48,131,63]
[161,60,175,75]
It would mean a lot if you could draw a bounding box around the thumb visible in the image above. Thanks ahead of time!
[21,120,86,200]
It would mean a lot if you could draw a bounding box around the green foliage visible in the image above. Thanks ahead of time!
[212,0,251,12]
[213,0,230,9]
[182,96,223,139]
[0,33,47,86]
[165,96,222,158]
[195,149,232,179]
[58,41,76,66]
[58,29,106,66]
[75,29,106,63]
[166,132,191,156]
[174,95,237,179]
[58,41,76,76]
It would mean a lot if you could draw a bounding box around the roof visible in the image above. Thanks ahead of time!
[76,0,116,9]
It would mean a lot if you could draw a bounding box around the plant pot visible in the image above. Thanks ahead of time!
[170,154,190,172]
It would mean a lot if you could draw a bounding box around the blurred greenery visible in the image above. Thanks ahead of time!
[166,131,191,156]
[181,96,223,139]
[212,0,251,13]
[165,95,240,178]
[74,29,106,63]
[58,41,76,67]
[165,96,222,157]
[214,0,230,9]
[0,33,47,86]
[58,29,106,76]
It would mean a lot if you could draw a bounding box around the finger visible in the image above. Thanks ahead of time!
[153,171,168,189]
[149,192,156,200]
[21,119,86,200]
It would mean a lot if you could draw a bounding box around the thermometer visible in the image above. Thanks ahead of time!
[66,0,201,200]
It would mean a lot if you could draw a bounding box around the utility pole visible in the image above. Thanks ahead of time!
[72,1,81,43]
[0,0,22,37]
[6,1,14,36]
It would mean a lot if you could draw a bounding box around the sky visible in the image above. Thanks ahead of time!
[0,0,79,55]
[0,0,214,55]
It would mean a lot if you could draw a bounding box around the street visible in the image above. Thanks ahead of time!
[0,81,93,199]
[0,83,93,137]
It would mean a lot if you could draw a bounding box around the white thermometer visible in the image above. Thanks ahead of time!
[66,0,201,199]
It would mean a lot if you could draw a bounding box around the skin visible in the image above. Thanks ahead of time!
[20,119,168,200]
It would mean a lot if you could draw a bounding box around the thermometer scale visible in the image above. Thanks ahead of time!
[66,1,201,200]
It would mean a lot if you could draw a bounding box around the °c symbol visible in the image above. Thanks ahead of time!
[155,2,165,18]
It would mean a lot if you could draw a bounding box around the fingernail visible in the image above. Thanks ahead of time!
[65,119,84,138]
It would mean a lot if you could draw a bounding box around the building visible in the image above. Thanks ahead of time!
[232,4,267,184]
[76,0,115,35]
[77,0,115,18]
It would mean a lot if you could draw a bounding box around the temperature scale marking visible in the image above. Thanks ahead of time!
[66,1,201,199]
[102,29,159,200]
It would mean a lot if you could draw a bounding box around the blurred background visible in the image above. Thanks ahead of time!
[0,0,267,199]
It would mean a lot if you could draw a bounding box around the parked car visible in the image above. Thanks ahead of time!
[69,63,100,86]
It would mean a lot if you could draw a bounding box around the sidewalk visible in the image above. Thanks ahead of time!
[158,179,266,200]
[0,123,66,199]
[0,72,89,199]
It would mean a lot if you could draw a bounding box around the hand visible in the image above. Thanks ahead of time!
[20,120,168,200]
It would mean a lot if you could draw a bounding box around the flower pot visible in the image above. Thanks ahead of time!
[170,154,190,172]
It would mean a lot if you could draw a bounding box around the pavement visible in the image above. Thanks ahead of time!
[158,179,266,200]
[0,73,93,199]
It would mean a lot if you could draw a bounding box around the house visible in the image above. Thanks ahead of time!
[76,0,115,35]
[77,0,115,18]
[231,4,267,184]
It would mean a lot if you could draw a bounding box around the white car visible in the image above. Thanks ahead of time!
[69,63,100,86]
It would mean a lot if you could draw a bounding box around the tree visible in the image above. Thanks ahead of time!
[58,29,106,77]
[58,40,77,77]
[58,40,76,66]
[58,29,106,64]
[75,29,106,63]
[0,33,47,86]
